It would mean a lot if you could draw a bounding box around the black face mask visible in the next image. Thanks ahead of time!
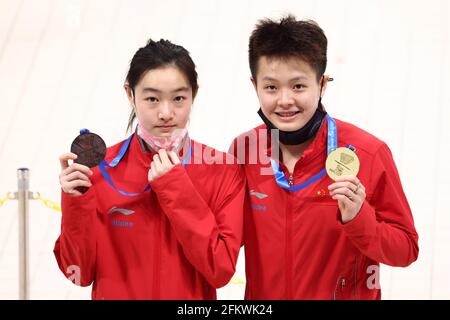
[257,102,327,145]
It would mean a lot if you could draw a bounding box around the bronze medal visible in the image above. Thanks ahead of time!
[70,131,106,168]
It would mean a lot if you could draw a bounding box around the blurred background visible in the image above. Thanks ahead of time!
[0,0,449,299]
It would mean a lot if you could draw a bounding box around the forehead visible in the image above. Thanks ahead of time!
[256,56,317,80]
[136,66,190,90]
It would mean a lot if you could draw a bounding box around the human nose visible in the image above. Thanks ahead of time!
[158,101,174,121]
[277,88,295,107]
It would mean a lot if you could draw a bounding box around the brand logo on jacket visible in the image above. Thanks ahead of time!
[250,190,268,211]
[250,190,268,199]
[251,203,267,211]
[108,206,135,227]
[108,206,135,215]
[111,219,134,228]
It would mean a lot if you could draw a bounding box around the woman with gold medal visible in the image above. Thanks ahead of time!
[229,15,419,300]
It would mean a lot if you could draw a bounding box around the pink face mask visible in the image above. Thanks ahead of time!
[137,123,188,152]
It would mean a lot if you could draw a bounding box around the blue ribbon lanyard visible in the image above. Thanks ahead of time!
[99,133,192,197]
[270,114,337,192]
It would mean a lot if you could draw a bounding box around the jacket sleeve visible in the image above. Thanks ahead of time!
[342,143,419,267]
[228,138,252,248]
[149,163,245,288]
[53,187,97,287]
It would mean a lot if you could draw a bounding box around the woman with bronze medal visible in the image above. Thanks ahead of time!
[54,39,245,299]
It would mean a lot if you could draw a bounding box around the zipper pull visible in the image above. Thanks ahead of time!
[288,174,294,187]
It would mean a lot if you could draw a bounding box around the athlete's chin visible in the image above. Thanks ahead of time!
[152,127,177,137]
[270,119,306,132]
[155,132,173,137]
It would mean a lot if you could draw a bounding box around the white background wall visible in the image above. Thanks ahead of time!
[0,0,449,299]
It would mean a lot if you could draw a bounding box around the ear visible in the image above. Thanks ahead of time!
[250,77,257,91]
[320,75,331,98]
[124,84,135,105]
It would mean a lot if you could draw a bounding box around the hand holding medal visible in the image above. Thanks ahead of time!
[59,129,106,196]
[326,147,366,223]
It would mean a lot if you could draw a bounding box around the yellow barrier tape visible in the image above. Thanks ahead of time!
[0,192,15,207]
[33,192,61,213]
[230,275,246,285]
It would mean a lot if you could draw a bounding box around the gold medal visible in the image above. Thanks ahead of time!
[326,147,360,181]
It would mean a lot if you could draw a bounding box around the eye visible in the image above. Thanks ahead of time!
[293,84,305,90]
[264,85,277,91]
[174,96,186,102]
[146,97,159,103]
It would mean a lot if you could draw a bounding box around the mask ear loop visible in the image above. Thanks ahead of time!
[319,77,325,108]
[318,76,334,109]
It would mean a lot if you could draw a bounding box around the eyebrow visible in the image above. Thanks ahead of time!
[262,76,308,82]
[142,87,190,94]
[290,76,308,81]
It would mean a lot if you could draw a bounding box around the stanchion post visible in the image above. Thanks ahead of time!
[17,168,30,300]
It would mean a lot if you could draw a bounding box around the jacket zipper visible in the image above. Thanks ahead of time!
[288,174,294,187]
[333,276,347,300]
[333,254,359,300]
[285,193,293,299]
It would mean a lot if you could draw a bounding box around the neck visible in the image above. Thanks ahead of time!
[279,138,313,173]
[137,134,151,152]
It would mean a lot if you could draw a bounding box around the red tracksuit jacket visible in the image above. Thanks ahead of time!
[230,116,419,299]
[54,133,245,299]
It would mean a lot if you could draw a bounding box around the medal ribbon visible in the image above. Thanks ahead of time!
[99,133,192,197]
[270,114,337,192]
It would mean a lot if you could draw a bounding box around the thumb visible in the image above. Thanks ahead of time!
[167,150,181,165]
